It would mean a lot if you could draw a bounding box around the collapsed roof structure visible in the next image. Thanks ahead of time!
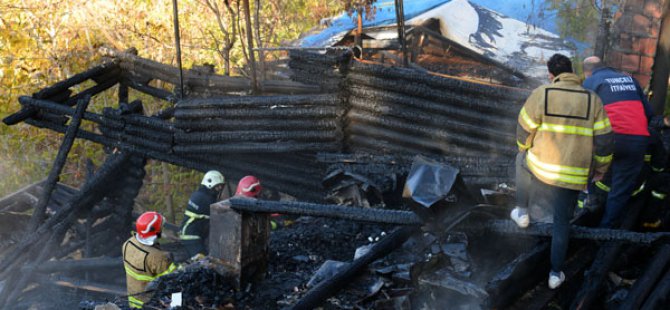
[1,0,669,309]
[297,0,576,83]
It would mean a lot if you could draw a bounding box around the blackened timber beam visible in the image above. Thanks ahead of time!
[260,80,321,94]
[19,96,124,129]
[228,198,423,225]
[176,94,341,109]
[570,197,646,310]
[122,78,177,102]
[28,96,91,231]
[33,62,118,99]
[485,241,551,308]
[174,130,340,144]
[0,152,131,308]
[62,77,119,106]
[173,105,343,119]
[0,153,130,275]
[173,142,340,154]
[507,245,597,310]
[619,244,670,309]
[349,61,530,101]
[486,219,670,243]
[102,47,251,92]
[23,118,218,173]
[3,61,118,125]
[291,226,419,310]
[641,265,670,310]
[22,257,123,274]
[41,275,127,296]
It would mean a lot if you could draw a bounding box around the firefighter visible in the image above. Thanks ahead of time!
[179,170,225,258]
[583,56,654,228]
[235,175,262,198]
[122,211,176,309]
[511,54,614,289]
[583,127,667,214]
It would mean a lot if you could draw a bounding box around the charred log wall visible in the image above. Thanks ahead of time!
[8,51,531,203]
[344,61,528,159]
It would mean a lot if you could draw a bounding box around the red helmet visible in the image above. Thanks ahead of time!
[135,211,164,245]
[235,175,262,198]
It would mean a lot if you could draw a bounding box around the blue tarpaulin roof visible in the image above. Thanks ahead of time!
[296,0,584,81]
[298,0,563,48]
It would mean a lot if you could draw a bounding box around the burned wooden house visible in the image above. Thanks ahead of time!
[1,0,670,309]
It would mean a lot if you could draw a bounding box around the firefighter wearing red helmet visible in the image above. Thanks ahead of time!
[179,170,225,258]
[235,175,262,198]
[122,211,177,308]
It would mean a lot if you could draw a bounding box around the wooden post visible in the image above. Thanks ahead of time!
[394,0,408,67]
[243,0,258,93]
[209,199,270,288]
[28,96,92,231]
[172,0,185,98]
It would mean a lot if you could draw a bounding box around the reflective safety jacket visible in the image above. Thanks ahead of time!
[179,185,218,241]
[122,236,177,308]
[517,73,614,190]
[583,67,653,136]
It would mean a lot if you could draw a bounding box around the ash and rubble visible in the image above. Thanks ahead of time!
[1,42,670,310]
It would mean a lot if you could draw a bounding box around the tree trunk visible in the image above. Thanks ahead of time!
[254,0,265,81]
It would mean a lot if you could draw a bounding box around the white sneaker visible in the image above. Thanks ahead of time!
[548,271,565,289]
[510,207,530,228]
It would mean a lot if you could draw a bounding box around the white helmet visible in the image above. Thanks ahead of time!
[202,170,225,189]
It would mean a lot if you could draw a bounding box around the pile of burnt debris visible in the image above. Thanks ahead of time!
[1,47,670,310]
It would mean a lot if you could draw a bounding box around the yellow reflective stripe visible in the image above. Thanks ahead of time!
[538,123,593,136]
[593,118,611,131]
[125,263,176,283]
[128,296,144,308]
[631,182,646,197]
[577,200,584,209]
[124,265,155,282]
[180,234,201,240]
[526,160,588,185]
[652,167,664,172]
[642,220,661,228]
[527,151,589,176]
[517,140,530,150]
[644,155,651,162]
[185,210,209,219]
[652,191,667,200]
[180,216,196,237]
[594,154,613,164]
[595,181,611,192]
[156,263,177,278]
[520,107,539,129]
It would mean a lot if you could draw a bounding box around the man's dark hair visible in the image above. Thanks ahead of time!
[547,53,573,76]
